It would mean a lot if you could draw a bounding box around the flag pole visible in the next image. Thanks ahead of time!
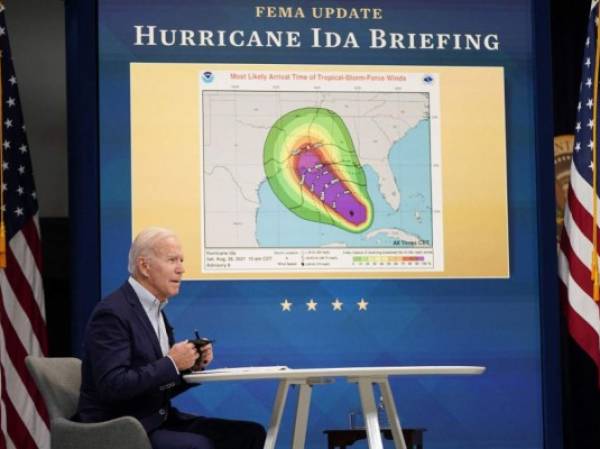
[593,3,600,300]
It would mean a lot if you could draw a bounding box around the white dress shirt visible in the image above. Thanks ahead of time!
[128,276,179,372]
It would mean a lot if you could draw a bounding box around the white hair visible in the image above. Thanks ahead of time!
[128,227,177,275]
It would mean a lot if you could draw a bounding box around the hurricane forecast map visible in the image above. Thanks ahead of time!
[264,107,374,233]
[201,69,443,275]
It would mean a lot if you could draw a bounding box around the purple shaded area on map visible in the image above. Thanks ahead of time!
[294,148,367,226]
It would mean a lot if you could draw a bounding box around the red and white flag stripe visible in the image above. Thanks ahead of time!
[0,214,49,449]
[560,187,600,379]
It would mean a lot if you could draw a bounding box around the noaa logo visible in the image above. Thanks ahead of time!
[423,74,434,84]
[202,71,214,83]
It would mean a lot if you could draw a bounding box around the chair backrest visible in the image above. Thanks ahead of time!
[25,356,81,421]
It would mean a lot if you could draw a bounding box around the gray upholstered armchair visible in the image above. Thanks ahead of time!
[25,356,151,449]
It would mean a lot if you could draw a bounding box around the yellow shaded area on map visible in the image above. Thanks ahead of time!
[130,63,508,279]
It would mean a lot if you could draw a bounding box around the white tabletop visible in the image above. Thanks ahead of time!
[184,366,485,383]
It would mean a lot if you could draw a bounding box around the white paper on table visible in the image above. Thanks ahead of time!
[195,366,289,375]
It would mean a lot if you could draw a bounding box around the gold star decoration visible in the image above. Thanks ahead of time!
[331,298,343,311]
[357,298,368,311]
[280,298,370,312]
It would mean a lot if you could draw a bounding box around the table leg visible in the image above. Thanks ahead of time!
[357,379,383,449]
[291,383,312,449]
[264,380,290,449]
[377,379,407,449]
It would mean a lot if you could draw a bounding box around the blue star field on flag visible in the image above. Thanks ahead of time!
[573,3,600,191]
[0,4,39,241]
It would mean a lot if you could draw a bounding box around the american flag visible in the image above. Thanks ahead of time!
[559,0,600,387]
[0,3,50,449]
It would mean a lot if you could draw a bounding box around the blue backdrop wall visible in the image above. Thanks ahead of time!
[68,1,560,449]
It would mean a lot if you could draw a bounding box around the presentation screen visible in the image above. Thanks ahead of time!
[98,2,547,449]
[131,63,508,280]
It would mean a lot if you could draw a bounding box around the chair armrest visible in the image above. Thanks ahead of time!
[51,416,152,449]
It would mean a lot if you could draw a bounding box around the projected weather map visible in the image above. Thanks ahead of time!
[264,107,374,233]
[200,69,443,275]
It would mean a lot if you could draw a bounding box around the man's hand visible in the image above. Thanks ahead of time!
[168,340,198,371]
[198,343,213,369]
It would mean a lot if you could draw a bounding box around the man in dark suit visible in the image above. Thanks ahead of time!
[76,227,266,449]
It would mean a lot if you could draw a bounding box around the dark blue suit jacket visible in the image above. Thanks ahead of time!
[76,281,194,432]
